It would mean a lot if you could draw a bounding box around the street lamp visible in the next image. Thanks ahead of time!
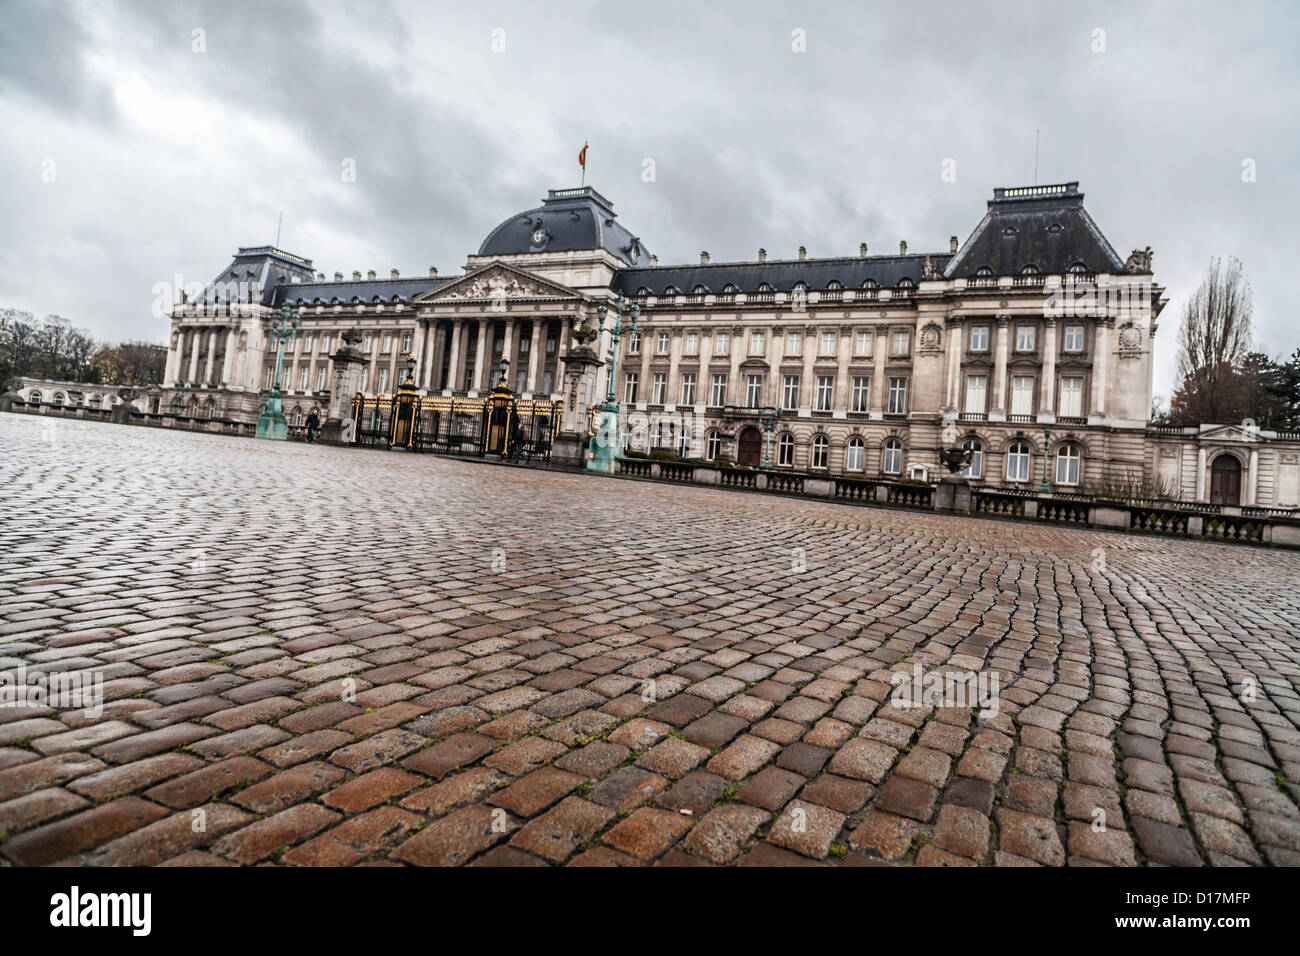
[1039,425,1052,493]
[497,354,510,387]
[255,303,299,440]
[585,295,640,474]
[404,352,417,385]
[757,407,781,468]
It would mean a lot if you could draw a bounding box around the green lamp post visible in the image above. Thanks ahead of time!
[758,407,782,468]
[255,303,299,440]
[586,295,640,474]
[1039,425,1052,493]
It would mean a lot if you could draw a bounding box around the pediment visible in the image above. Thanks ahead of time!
[414,262,582,304]
[1198,423,1259,443]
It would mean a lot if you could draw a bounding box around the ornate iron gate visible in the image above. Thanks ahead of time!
[348,392,560,462]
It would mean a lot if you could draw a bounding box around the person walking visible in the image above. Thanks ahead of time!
[512,420,527,463]
[305,409,320,443]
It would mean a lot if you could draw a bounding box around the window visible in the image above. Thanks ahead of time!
[656,331,669,354]
[706,431,722,460]
[846,437,865,472]
[1064,325,1084,351]
[815,375,833,411]
[382,334,392,352]
[402,333,412,352]
[684,332,699,355]
[377,367,389,394]
[546,337,556,354]
[652,373,666,404]
[680,373,696,405]
[749,331,766,356]
[851,376,870,412]
[519,335,531,354]
[1056,443,1081,484]
[303,334,314,352]
[883,438,902,474]
[1059,376,1084,417]
[887,377,907,414]
[316,366,327,392]
[962,439,983,478]
[745,374,763,408]
[778,433,795,467]
[320,334,331,353]
[292,408,303,426]
[363,334,373,352]
[785,331,802,356]
[299,366,309,390]
[543,370,554,392]
[714,332,730,355]
[855,330,873,356]
[710,374,727,406]
[628,331,640,354]
[965,374,987,414]
[1016,326,1036,351]
[1006,442,1031,482]
[1011,375,1035,415]
[970,325,989,351]
[624,372,639,404]
[28,391,42,403]
[812,435,829,469]
[782,375,800,410]
[891,330,910,355]
[820,331,837,356]
[515,370,526,392]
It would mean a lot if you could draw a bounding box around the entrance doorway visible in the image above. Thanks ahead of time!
[1209,454,1242,505]
[737,426,762,467]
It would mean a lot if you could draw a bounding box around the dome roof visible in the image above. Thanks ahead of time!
[478,187,652,266]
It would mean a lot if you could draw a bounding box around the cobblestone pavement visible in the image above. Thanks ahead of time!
[1,414,1299,867]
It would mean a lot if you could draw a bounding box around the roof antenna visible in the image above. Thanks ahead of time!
[1033,130,1040,184]
[275,210,283,248]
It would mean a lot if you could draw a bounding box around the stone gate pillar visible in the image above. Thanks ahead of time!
[552,328,602,467]
[321,328,366,443]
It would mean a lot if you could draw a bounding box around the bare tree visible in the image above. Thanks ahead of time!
[1172,257,1253,424]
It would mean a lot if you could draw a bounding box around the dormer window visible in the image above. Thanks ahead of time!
[975,266,994,276]
[757,282,774,293]
[664,285,680,295]
[861,279,878,290]
[636,287,650,297]
[1020,264,1039,275]
[722,283,737,294]
[1067,262,1089,274]
[826,280,843,290]
[896,277,915,289]
[692,284,707,295]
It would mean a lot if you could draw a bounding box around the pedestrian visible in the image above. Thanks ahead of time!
[512,420,527,463]
[305,409,320,443]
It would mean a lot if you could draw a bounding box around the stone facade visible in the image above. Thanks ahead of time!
[157,182,1300,506]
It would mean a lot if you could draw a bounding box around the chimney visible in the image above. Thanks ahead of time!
[859,242,868,257]
[334,272,344,281]
[950,236,959,253]
[316,272,325,280]
[352,271,361,280]
[428,266,438,277]
[366,270,376,281]
[758,248,767,262]
[798,246,807,260]
[650,254,659,266]
[390,268,400,279]
[700,251,710,264]
[899,241,907,255]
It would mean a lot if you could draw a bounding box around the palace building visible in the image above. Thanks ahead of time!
[156,182,1300,508]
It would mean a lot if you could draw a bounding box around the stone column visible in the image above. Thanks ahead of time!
[990,316,1010,416]
[1040,319,1057,414]
[187,330,201,383]
[799,326,815,413]
[445,320,463,394]
[501,318,517,388]
[945,318,963,409]
[638,326,653,403]
[221,327,236,385]
[471,318,488,395]
[730,326,747,406]
[1091,320,1111,416]
[667,329,683,406]
[202,329,216,385]
[1195,446,1207,500]
[870,329,887,416]
[1247,448,1259,506]
[834,325,851,410]
[321,333,366,443]
[527,320,544,395]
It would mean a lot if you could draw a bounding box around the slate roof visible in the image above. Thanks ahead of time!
[478,187,653,266]
[202,247,317,308]
[610,253,950,296]
[944,182,1125,278]
[273,275,451,308]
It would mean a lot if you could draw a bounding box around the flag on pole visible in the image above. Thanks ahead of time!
[578,141,588,185]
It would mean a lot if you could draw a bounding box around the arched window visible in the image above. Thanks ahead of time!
[845,437,865,472]
[1055,443,1081,484]
[896,277,915,289]
[52,392,65,405]
[1006,442,1031,482]
[292,407,304,426]
[28,390,42,404]
[962,439,983,478]
[206,400,217,419]
[792,281,808,294]
[975,266,994,277]
[826,280,843,290]
[757,282,774,293]
[722,283,738,294]
[636,287,650,297]
[811,435,829,469]
[692,284,707,295]
[883,438,902,474]
[861,279,878,290]
[706,431,722,460]
[777,433,795,467]
[1067,262,1089,274]
[1020,264,1040,275]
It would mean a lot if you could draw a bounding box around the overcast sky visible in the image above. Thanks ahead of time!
[2,0,1297,398]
